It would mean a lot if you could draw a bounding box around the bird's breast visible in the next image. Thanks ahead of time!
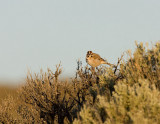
[87,58,101,67]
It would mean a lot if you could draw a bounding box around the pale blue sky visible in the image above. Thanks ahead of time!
[0,0,160,81]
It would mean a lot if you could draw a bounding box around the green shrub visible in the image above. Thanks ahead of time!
[120,42,160,87]
[74,79,160,124]
[74,41,160,124]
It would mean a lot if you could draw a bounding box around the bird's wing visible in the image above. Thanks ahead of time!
[93,53,105,61]
[93,53,116,67]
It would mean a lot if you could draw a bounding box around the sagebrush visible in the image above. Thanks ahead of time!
[0,41,160,124]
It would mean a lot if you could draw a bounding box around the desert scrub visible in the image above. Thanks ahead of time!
[0,41,159,124]
[74,79,160,124]
[0,95,41,124]
[19,63,100,124]
[74,41,160,124]
[119,42,160,87]
[19,64,76,124]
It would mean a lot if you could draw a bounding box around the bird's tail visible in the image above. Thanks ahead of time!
[102,61,116,67]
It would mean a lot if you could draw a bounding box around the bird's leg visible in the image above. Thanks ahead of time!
[91,67,100,84]
[91,67,98,79]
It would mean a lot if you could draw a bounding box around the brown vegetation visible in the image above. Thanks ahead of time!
[0,41,160,124]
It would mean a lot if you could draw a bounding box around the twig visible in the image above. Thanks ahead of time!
[114,53,124,74]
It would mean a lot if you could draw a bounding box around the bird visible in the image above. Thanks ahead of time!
[86,51,114,67]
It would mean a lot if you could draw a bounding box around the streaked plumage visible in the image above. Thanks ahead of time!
[86,51,112,67]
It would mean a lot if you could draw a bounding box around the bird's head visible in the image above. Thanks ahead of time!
[87,51,92,55]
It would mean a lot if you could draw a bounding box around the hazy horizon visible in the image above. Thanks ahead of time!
[0,0,160,82]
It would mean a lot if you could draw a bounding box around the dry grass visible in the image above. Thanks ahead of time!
[0,86,17,104]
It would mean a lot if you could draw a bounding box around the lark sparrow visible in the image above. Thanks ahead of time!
[86,51,113,67]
